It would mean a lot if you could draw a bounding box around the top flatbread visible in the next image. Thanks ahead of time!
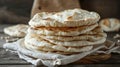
[29,9,100,27]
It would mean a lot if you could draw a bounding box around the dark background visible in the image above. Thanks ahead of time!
[0,0,33,18]
[0,0,120,24]
[80,0,120,19]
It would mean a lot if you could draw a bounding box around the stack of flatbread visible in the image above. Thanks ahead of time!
[24,9,107,55]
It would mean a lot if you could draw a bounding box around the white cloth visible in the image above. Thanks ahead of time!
[3,39,120,67]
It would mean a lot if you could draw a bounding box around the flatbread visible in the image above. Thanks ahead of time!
[4,24,29,37]
[28,24,98,36]
[24,41,93,53]
[39,33,107,41]
[99,18,120,32]
[44,37,106,47]
[29,9,100,27]
[25,33,105,47]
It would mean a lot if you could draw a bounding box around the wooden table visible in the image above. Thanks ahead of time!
[0,24,120,67]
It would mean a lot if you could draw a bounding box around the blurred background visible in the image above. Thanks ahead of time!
[0,0,33,24]
[0,0,120,24]
[81,0,120,19]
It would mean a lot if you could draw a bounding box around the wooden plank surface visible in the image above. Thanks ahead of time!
[0,24,120,67]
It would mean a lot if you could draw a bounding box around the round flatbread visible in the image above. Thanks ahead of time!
[28,23,98,36]
[29,9,100,27]
[39,33,107,41]
[99,18,120,32]
[4,24,29,37]
[24,34,93,53]
[25,33,105,47]
[24,41,93,53]
[44,37,106,47]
